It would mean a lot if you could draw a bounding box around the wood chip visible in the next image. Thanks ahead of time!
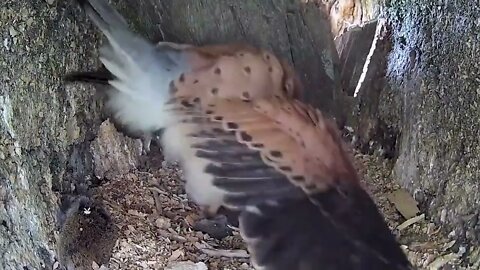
[127,209,146,218]
[155,217,172,229]
[427,253,459,269]
[397,214,425,231]
[194,243,250,258]
[91,133,466,269]
[165,261,208,270]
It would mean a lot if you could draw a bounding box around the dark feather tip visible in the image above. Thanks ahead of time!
[75,0,90,8]
[63,70,113,84]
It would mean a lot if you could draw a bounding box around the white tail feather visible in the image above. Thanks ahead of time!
[80,0,189,133]
[162,125,225,212]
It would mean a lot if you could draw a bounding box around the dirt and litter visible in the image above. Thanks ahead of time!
[83,120,477,270]
[92,151,251,270]
[84,140,478,270]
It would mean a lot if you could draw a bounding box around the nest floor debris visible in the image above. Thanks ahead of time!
[92,149,476,270]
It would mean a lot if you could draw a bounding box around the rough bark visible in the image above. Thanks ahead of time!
[0,0,340,268]
[386,0,480,246]
[342,0,480,250]
[1,1,99,268]
[118,0,342,118]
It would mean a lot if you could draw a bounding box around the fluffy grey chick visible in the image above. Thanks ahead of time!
[56,195,118,270]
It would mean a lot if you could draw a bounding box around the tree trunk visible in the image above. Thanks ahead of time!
[386,0,480,246]
[339,0,480,248]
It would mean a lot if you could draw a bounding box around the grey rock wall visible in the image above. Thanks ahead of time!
[386,0,480,245]
[0,1,102,268]
[344,0,480,248]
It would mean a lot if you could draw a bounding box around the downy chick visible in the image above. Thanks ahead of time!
[56,195,117,270]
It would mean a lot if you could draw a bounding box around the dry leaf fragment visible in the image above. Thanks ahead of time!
[387,189,420,219]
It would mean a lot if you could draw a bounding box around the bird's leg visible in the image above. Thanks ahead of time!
[153,135,163,150]
[217,207,240,229]
[198,205,218,220]
[198,205,240,227]
[194,207,232,239]
[141,129,164,156]
[140,134,152,156]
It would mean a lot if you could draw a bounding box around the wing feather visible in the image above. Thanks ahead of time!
[166,97,412,270]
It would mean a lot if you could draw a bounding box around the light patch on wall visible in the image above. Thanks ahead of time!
[353,18,386,98]
[0,94,16,138]
[17,165,29,190]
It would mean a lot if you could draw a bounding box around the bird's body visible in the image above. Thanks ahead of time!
[56,195,117,270]
[66,0,412,269]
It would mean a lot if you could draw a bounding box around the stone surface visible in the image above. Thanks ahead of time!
[385,0,480,247]
[341,0,480,250]
[0,1,102,269]
[91,120,142,180]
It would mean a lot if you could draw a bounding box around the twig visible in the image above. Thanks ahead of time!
[397,214,425,231]
[194,242,250,258]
